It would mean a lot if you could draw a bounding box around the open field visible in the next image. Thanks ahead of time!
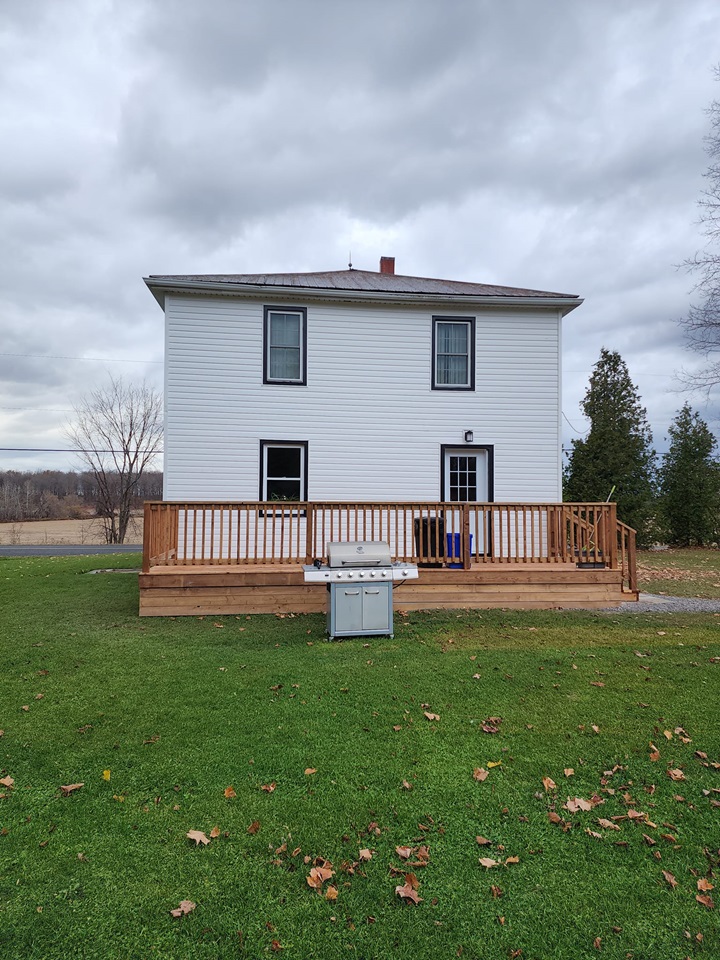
[0,553,718,959]
[637,548,720,599]
[0,516,143,546]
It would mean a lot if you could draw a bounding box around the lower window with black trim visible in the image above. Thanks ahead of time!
[260,440,308,502]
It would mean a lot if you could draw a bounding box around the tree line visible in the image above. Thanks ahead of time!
[0,469,163,524]
[564,348,720,548]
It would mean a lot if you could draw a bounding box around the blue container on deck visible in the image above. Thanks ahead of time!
[446,533,473,568]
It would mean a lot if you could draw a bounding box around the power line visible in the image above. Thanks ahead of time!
[562,411,589,436]
[0,447,164,454]
[0,352,162,364]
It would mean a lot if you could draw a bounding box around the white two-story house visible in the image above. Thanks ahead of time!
[146,256,581,506]
[140,258,637,615]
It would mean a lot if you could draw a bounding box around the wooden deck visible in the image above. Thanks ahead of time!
[139,562,634,617]
[139,500,637,616]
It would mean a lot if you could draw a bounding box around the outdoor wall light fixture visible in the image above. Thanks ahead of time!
[464,430,474,443]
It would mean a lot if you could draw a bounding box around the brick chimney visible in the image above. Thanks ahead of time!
[379,256,395,275]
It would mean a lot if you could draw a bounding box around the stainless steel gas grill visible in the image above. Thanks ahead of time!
[303,541,418,639]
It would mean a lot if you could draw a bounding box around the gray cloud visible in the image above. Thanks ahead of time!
[1,0,719,471]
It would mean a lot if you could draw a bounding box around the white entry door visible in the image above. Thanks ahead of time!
[443,448,488,502]
[442,447,491,560]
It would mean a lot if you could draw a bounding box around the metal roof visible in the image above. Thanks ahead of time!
[146,268,579,300]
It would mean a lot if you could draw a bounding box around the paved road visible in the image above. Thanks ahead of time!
[0,544,142,557]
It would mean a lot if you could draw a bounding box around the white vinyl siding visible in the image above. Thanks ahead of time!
[163,295,563,503]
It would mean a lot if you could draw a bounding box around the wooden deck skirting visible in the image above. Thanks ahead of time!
[140,501,638,616]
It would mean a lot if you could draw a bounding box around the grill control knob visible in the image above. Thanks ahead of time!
[402,569,409,576]
[381,571,388,578]
[359,571,365,578]
[347,572,354,579]
[370,571,376,578]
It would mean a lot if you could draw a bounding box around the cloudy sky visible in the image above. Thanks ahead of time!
[2,0,720,474]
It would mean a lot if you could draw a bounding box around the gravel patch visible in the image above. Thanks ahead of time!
[605,593,720,614]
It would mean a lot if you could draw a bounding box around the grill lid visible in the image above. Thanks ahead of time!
[326,541,392,568]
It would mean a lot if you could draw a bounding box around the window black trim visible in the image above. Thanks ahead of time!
[432,316,476,391]
[440,444,494,501]
[263,306,308,385]
[259,439,309,503]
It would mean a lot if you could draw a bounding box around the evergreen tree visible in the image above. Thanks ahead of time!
[659,403,720,546]
[564,349,656,544]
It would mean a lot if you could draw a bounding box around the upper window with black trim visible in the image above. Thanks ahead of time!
[264,306,307,385]
[432,317,475,390]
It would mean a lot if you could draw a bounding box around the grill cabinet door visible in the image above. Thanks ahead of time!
[329,582,393,638]
[361,586,391,631]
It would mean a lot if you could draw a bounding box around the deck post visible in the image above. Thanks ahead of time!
[607,503,618,569]
[142,501,152,573]
[462,503,471,569]
[305,503,314,563]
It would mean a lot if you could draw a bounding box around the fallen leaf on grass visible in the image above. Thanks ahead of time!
[304,768,317,776]
[565,797,593,813]
[564,768,574,777]
[593,937,602,950]
[597,818,620,831]
[479,857,499,869]
[260,783,276,793]
[102,770,111,781]
[270,939,284,952]
[0,776,14,789]
[401,780,413,790]
[696,894,715,910]
[473,768,489,782]
[476,836,492,846]
[697,878,715,892]
[224,786,237,799]
[395,883,422,904]
[667,769,685,782]
[247,820,261,835]
[491,885,503,898]
[186,830,210,846]
[423,712,440,721]
[542,776,556,792]
[396,846,414,860]
[170,900,196,918]
[307,864,334,889]
[662,870,678,889]
[590,681,605,688]
[60,783,84,796]
[359,848,372,861]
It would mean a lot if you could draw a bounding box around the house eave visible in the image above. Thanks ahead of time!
[144,277,583,316]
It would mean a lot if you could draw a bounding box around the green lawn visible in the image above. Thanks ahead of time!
[0,555,719,959]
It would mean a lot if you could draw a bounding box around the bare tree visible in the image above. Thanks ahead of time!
[680,68,720,394]
[66,377,163,543]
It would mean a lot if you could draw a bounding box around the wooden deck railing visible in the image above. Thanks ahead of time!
[142,501,637,589]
